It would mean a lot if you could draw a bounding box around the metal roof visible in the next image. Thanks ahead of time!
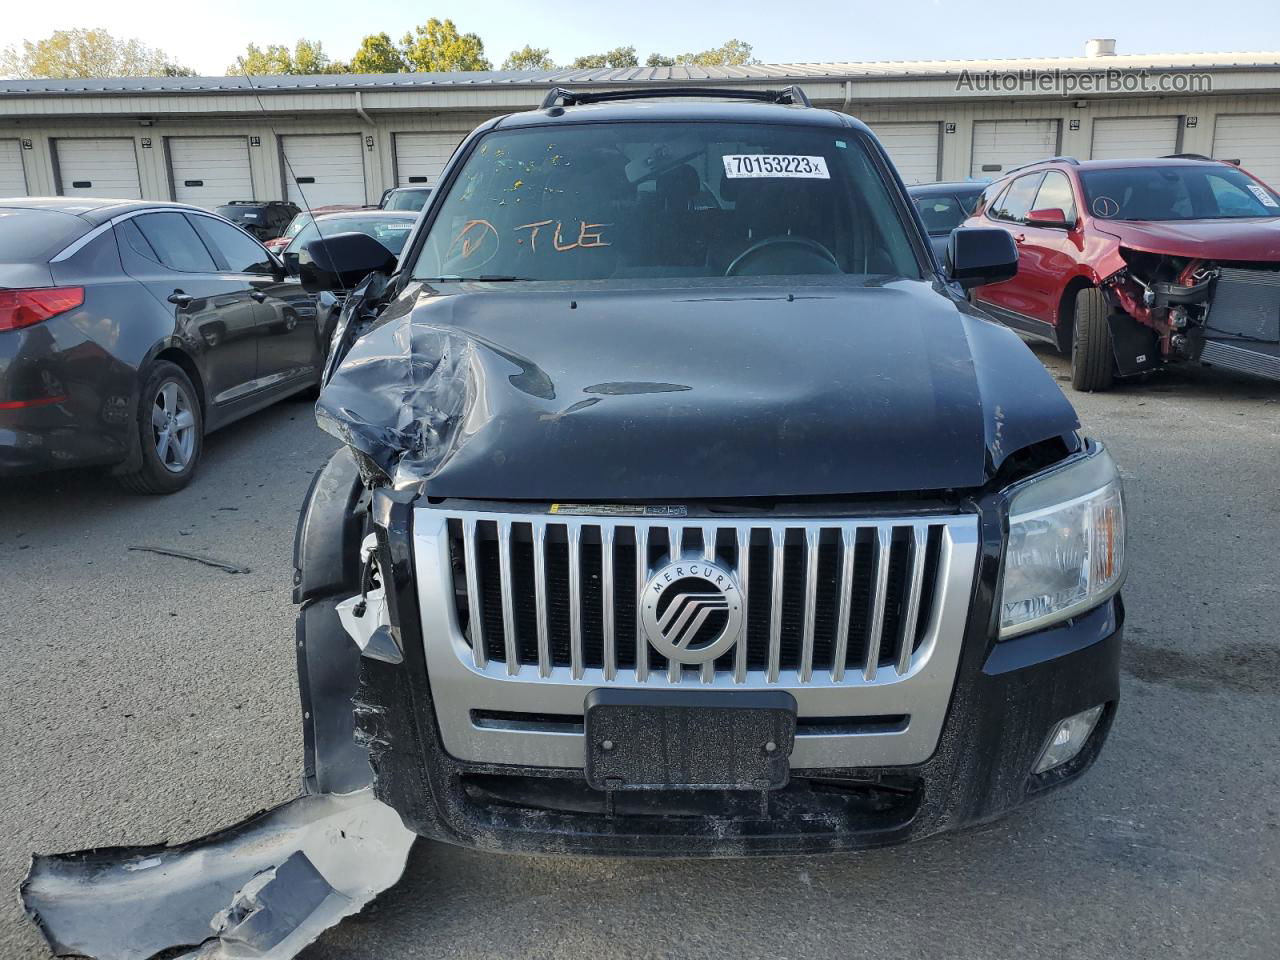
[2,50,1279,96]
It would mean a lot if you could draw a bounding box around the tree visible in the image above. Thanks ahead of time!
[228,39,344,75]
[645,39,759,68]
[351,32,407,73]
[502,45,555,71]
[678,39,757,66]
[400,18,491,72]
[1,28,193,79]
[570,46,638,70]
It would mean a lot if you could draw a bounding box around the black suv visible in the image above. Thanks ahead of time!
[293,87,1127,856]
[214,200,301,241]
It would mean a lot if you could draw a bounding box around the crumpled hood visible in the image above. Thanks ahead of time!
[316,278,1079,499]
[1096,217,1280,261]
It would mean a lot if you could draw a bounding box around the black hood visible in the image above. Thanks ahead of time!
[316,278,1079,500]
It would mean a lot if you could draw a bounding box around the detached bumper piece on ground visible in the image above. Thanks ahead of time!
[21,789,414,960]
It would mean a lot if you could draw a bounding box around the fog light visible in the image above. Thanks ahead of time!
[1033,705,1104,774]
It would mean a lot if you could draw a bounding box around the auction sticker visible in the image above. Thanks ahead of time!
[723,155,830,179]
[1246,183,1279,208]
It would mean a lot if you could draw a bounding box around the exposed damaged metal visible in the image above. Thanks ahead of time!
[21,789,414,960]
[1102,248,1280,382]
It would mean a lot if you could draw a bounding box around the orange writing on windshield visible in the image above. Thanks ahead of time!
[448,219,498,259]
[515,219,612,252]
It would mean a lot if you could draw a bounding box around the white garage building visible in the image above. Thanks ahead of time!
[2,41,1279,207]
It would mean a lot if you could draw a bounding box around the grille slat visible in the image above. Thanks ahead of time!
[462,516,486,669]
[898,524,929,676]
[601,526,617,681]
[768,528,786,684]
[497,519,518,674]
[635,525,650,681]
[568,524,584,680]
[832,527,856,681]
[668,524,683,685]
[800,528,821,683]
[448,512,953,685]
[532,523,550,677]
[864,527,893,681]
[734,525,751,684]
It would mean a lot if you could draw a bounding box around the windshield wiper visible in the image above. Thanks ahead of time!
[417,275,531,282]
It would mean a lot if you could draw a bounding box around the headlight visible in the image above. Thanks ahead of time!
[999,444,1126,638]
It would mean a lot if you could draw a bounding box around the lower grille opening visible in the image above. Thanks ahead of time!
[796,714,909,736]
[470,709,584,734]
[460,772,923,826]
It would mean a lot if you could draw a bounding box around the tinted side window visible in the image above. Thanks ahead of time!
[133,212,217,272]
[117,219,162,264]
[190,215,275,273]
[1033,171,1077,222]
[991,173,1045,223]
[912,195,967,235]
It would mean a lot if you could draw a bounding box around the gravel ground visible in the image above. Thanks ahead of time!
[2,347,1277,960]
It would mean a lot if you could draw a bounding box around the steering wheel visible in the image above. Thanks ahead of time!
[725,235,841,277]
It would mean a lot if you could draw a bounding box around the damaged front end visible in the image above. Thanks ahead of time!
[1102,249,1280,381]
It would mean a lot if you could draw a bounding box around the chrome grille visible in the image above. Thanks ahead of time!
[445,511,954,685]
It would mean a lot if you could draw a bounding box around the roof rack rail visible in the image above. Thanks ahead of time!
[1160,152,1223,162]
[1001,156,1080,176]
[538,84,811,111]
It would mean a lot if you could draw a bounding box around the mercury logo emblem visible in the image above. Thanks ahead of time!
[641,559,744,664]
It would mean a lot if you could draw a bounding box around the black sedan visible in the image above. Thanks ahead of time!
[0,198,328,493]
[906,181,986,261]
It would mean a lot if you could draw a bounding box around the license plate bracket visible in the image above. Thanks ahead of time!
[584,689,797,791]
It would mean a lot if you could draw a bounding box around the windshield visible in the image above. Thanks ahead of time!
[1079,165,1280,221]
[280,213,311,240]
[385,189,431,211]
[286,216,416,255]
[412,121,921,282]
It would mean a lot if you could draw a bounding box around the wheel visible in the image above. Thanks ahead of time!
[116,361,204,494]
[1070,286,1115,392]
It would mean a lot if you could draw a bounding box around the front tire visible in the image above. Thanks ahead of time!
[1071,287,1115,392]
[116,361,204,495]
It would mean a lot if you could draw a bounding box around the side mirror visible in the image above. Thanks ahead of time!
[298,232,397,294]
[946,227,1019,290]
[1026,207,1072,229]
[281,251,300,276]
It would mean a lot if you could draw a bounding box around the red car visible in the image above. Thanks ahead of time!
[962,156,1280,390]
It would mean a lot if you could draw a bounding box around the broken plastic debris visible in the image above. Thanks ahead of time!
[22,788,414,960]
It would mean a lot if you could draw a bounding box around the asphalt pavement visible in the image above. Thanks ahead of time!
[2,347,1277,960]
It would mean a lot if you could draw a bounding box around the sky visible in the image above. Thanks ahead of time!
[4,0,1280,75]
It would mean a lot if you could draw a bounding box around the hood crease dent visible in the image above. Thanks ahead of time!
[316,279,1081,499]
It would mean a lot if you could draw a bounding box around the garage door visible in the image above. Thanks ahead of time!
[970,120,1060,177]
[0,140,27,196]
[394,132,463,187]
[1213,115,1280,189]
[868,123,940,184]
[1091,117,1180,160]
[55,138,141,199]
[280,135,365,207]
[168,137,253,208]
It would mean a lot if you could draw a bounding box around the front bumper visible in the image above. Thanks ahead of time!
[341,489,1121,857]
